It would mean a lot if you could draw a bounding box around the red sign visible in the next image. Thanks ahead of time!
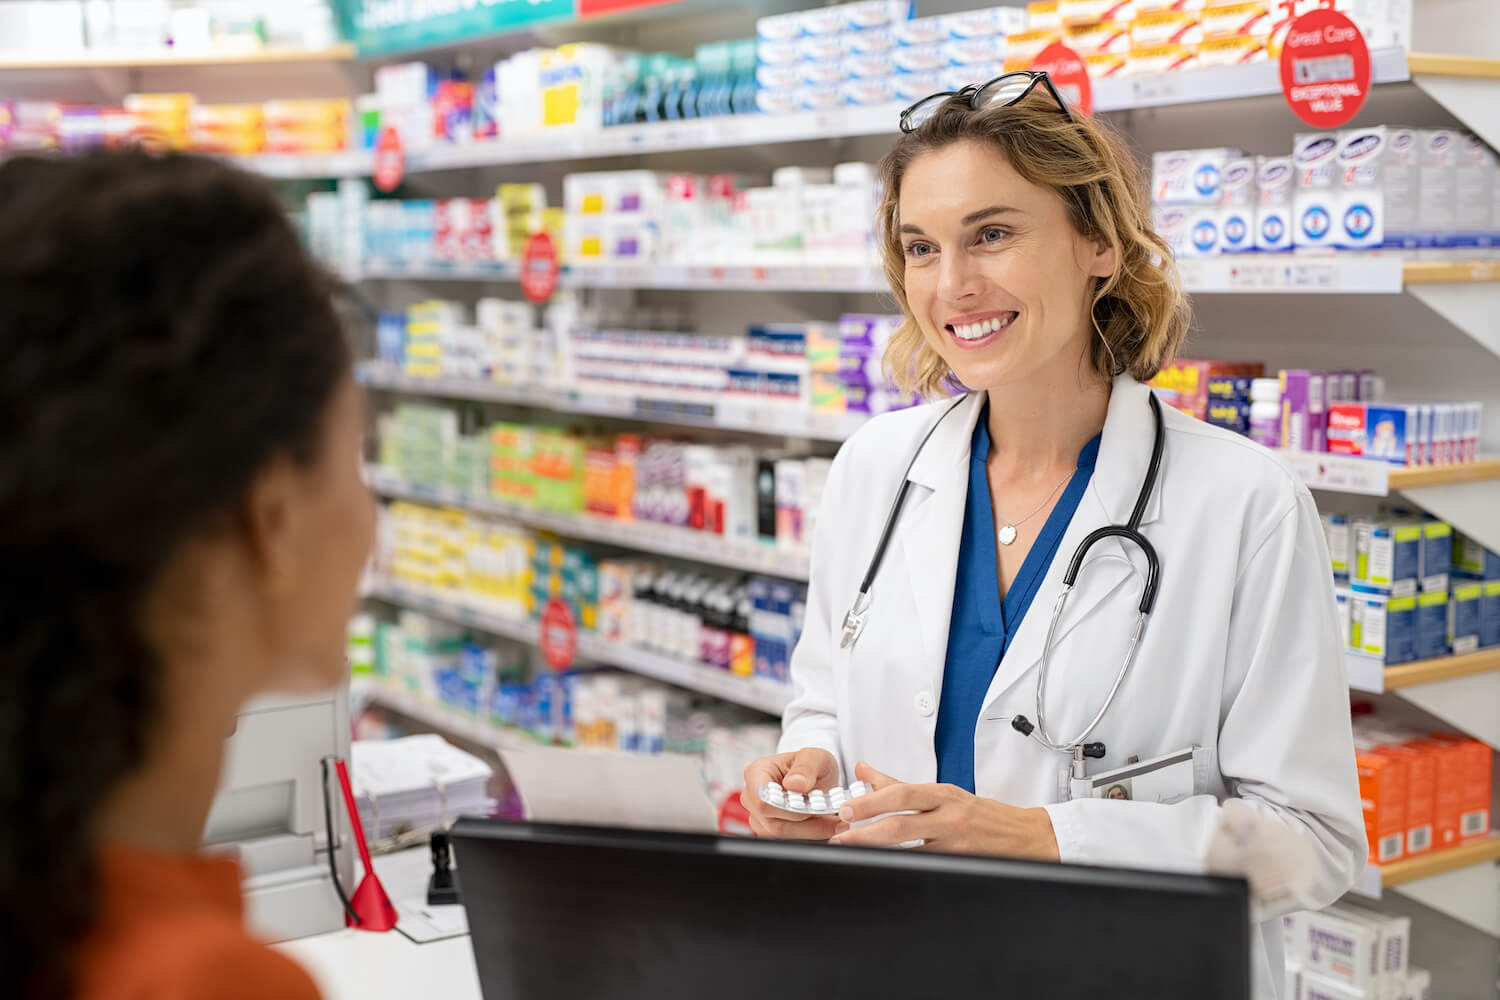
[520,231,560,304]
[372,125,404,193]
[578,0,681,17]
[539,597,577,671]
[1030,43,1093,117]
[1279,9,1371,128]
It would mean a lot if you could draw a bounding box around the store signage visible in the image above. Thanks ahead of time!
[1278,9,1371,128]
[539,597,578,670]
[1030,43,1093,117]
[372,125,404,193]
[520,231,561,303]
[340,0,576,57]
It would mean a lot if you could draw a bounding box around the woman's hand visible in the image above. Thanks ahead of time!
[740,747,841,841]
[829,762,1061,860]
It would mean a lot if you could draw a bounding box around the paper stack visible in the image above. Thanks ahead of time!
[349,734,495,845]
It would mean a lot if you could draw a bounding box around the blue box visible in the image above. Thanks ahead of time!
[1353,593,1416,664]
[1454,533,1500,579]
[1480,580,1500,648]
[1421,521,1453,593]
[1416,591,1449,659]
[1451,582,1484,654]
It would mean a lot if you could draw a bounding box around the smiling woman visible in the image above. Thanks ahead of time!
[740,77,1366,1000]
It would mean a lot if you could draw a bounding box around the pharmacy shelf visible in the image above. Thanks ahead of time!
[355,362,864,443]
[0,43,356,71]
[1353,833,1500,897]
[237,47,1414,179]
[352,678,545,752]
[1402,261,1500,286]
[356,260,888,293]
[1347,649,1500,694]
[364,580,790,715]
[368,469,811,581]
[1281,452,1500,498]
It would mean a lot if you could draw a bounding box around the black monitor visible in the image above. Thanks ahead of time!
[451,818,1250,999]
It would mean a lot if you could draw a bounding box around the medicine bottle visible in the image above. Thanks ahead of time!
[1249,378,1282,449]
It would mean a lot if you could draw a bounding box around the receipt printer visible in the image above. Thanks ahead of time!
[202,683,353,941]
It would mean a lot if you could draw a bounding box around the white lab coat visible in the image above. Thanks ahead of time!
[780,375,1366,998]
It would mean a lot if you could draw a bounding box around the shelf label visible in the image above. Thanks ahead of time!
[1279,9,1371,128]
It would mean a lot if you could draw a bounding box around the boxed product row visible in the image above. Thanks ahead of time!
[1152,129,1499,255]
[0,94,349,154]
[562,164,880,269]
[1352,707,1492,867]
[1283,903,1429,1000]
[0,0,335,57]
[1149,360,1483,466]
[369,294,569,388]
[378,406,836,552]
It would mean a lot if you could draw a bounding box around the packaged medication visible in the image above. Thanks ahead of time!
[1415,590,1448,659]
[1294,907,1381,991]
[1201,1,1270,38]
[1351,591,1416,664]
[1125,42,1195,75]
[1482,581,1500,649]
[1279,370,1326,453]
[1063,19,1132,56]
[1153,147,1240,205]
[1195,33,1267,66]
[1356,750,1406,864]
[1026,1,1061,32]
[1353,518,1419,596]
[1129,9,1202,47]
[1334,128,1392,250]
[1003,28,1061,70]
[1253,156,1294,252]
[1327,403,1415,465]
[1419,521,1451,593]
[1218,157,1256,253]
[1418,129,1460,251]
[1060,0,1137,24]
[1293,133,1340,250]
[1453,532,1500,579]
[1322,513,1351,583]
[1456,135,1496,251]
[1451,580,1483,654]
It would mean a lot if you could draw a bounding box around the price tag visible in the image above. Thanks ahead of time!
[1129,73,1182,105]
[1289,261,1338,289]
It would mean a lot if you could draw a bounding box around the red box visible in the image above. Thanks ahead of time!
[1357,751,1407,865]
[1427,734,1492,841]
[1378,743,1435,857]
[1411,739,1466,850]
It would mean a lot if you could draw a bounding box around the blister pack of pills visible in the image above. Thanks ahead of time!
[758,781,871,814]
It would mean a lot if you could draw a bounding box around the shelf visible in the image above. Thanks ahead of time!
[355,363,863,443]
[356,260,887,293]
[368,469,811,580]
[364,580,790,715]
[1402,261,1500,285]
[1281,452,1500,498]
[1406,53,1500,80]
[1354,834,1500,896]
[353,678,544,752]
[1177,255,1406,294]
[1348,648,1500,694]
[1389,458,1500,489]
[0,43,356,71]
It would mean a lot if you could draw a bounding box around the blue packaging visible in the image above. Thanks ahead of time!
[1353,593,1415,664]
[769,580,797,682]
[748,576,774,681]
[1454,533,1500,579]
[474,67,499,140]
[1354,519,1420,596]
[1207,375,1254,401]
[1421,521,1452,593]
[1416,591,1449,659]
[533,673,557,743]
[1451,582,1483,654]
[1482,581,1500,648]
[376,310,406,365]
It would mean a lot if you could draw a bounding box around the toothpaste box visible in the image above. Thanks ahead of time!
[889,70,947,103]
[1085,51,1128,77]
[800,33,846,62]
[894,15,947,45]
[943,5,1028,38]
[944,37,1007,67]
[1125,42,1196,74]
[1456,135,1496,250]
[1063,17,1132,55]
[1255,156,1294,251]
[1060,0,1137,24]
[1130,9,1202,47]
[1451,580,1483,654]
[892,42,949,73]
[1153,147,1240,204]
[839,75,895,105]
[1356,751,1407,864]
[1026,0,1062,32]
[940,63,1007,92]
[1003,28,1061,70]
[756,11,806,42]
[1280,369,1327,452]
[1195,32,1268,66]
[841,0,916,32]
[1202,1,1271,38]
[1418,129,1460,250]
[1137,0,1206,9]
[844,28,899,54]
[1483,580,1500,648]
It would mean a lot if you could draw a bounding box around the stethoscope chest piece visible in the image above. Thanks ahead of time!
[840,591,871,649]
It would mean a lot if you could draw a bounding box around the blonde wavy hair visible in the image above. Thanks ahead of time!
[879,91,1190,397]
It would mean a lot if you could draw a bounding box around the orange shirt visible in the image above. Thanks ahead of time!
[74,844,323,1000]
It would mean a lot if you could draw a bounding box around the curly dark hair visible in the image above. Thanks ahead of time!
[0,151,351,999]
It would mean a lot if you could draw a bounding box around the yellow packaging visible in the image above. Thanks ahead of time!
[1085,51,1128,76]
[1201,1,1270,38]
[1060,0,1136,26]
[1127,41,1198,73]
[1026,0,1061,30]
[124,92,195,116]
[1130,9,1203,46]
[263,99,349,129]
[1063,18,1132,55]
[1194,32,1268,65]
[1137,0,1205,10]
[1005,28,1063,69]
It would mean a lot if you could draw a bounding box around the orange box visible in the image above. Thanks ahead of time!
[1356,751,1406,865]
[1375,743,1434,857]
[1410,739,1466,850]
[1426,734,1492,842]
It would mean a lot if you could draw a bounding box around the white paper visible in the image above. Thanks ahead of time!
[394,896,470,944]
[499,745,719,833]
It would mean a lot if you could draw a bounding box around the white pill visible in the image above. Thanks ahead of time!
[767,781,783,794]
[808,791,828,812]
[849,781,870,798]
[763,787,786,808]
[829,788,848,807]
[785,792,806,811]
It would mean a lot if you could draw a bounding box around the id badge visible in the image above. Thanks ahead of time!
[1069,747,1209,803]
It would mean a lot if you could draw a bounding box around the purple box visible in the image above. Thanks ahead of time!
[838,313,900,351]
[1279,369,1328,452]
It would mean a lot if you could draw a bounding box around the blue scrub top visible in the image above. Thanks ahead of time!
[934,406,1101,793]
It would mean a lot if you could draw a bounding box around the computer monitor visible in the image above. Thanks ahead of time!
[451,818,1250,999]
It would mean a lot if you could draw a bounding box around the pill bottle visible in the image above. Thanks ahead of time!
[1249,378,1282,449]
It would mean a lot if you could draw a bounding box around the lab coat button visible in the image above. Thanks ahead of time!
[914,691,935,717]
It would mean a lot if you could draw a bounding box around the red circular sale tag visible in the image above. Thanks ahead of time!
[520,231,560,304]
[1030,43,1093,117]
[539,597,577,671]
[1279,9,1371,129]
[372,125,404,193]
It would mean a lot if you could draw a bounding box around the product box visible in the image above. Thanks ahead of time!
[1453,532,1500,579]
[1353,518,1420,596]
[841,0,916,32]
[1351,591,1416,664]
[1482,580,1500,648]
[1323,513,1351,582]
[1411,737,1465,849]
[1450,580,1483,654]
[1026,0,1062,32]
[1418,129,1460,250]
[1425,733,1492,841]
[1085,51,1128,77]
[894,14,946,45]
[1334,128,1393,250]
[1296,907,1381,991]
[1153,147,1240,205]
[943,5,1028,37]
[1255,156,1294,251]
[1327,402,1415,465]
[1356,750,1407,864]
[1129,9,1201,47]
[1456,135,1495,250]
[1279,369,1327,452]
[1060,0,1136,24]
[1218,156,1257,253]
[1419,521,1451,593]
[1195,32,1268,67]
[1293,133,1340,249]
[1125,41,1195,74]
[1331,902,1412,991]
[1381,742,1436,856]
[942,38,1008,67]
[1003,28,1060,70]
[1062,18,1132,56]
[1415,590,1449,658]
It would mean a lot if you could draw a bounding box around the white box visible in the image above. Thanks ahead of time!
[1153,147,1240,205]
[944,37,1007,66]
[1298,907,1381,991]
[1219,205,1254,253]
[942,6,1028,38]
[1335,127,1409,250]
[1299,970,1369,1000]
[1186,205,1221,255]
[893,14,946,45]
[1292,133,1339,248]
[1255,156,1294,252]
[1456,135,1496,251]
[1418,129,1460,250]
[1399,968,1430,1000]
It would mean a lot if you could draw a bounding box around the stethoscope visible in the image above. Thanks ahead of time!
[839,391,1165,780]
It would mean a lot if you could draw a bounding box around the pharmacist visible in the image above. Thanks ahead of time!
[741,76,1365,995]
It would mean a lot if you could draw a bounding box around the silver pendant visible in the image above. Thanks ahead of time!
[998,523,1018,546]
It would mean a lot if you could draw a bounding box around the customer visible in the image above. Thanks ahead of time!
[0,151,372,1000]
